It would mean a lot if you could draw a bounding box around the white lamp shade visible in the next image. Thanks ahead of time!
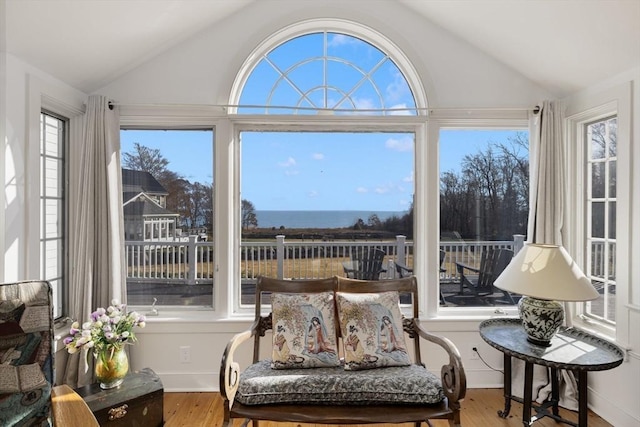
[493,243,599,302]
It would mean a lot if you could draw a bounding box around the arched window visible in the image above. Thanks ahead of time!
[233,22,424,309]
[232,24,423,115]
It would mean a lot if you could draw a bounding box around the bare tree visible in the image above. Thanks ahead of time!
[367,214,382,229]
[440,134,529,240]
[241,199,258,229]
[122,143,169,179]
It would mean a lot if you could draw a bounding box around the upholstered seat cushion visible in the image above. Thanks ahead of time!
[235,359,444,406]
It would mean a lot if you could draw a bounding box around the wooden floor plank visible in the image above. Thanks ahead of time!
[163,388,612,427]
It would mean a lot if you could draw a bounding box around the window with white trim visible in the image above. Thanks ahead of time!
[584,116,617,324]
[40,111,67,319]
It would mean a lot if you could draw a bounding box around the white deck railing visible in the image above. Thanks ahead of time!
[125,234,525,285]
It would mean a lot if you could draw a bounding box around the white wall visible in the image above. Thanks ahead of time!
[97,0,550,108]
[2,54,85,281]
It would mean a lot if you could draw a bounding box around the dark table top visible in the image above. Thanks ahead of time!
[75,367,163,412]
[479,318,624,371]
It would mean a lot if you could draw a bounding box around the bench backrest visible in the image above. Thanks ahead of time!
[252,275,422,364]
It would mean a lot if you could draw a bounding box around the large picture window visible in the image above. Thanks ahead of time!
[239,130,414,304]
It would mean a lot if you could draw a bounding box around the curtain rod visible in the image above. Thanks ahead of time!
[108,101,540,114]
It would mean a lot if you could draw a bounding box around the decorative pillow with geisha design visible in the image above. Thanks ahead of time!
[271,292,340,369]
[336,291,411,370]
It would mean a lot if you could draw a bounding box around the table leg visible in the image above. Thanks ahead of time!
[551,368,559,417]
[498,353,512,418]
[578,371,588,427]
[522,362,534,427]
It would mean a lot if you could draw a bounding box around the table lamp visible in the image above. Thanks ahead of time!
[493,243,599,346]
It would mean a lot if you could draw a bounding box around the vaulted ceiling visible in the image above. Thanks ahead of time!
[4,0,639,96]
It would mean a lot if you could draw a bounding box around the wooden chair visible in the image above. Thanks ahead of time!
[343,247,386,280]
[52,385,99,427]
[455,248,515,305]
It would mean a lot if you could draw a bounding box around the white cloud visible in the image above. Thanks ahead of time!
[308,190,319,198]
[356,187,368,193]
[374,186,389,194]
[386,70,411,103]
[328,33,357,47]
[388,103,413,116]
[353,98,375,110]
[385,136,413,152]
[278,157,297,167]
[284,170,299,176]
[312,152,324,160]
[403,171,414,183]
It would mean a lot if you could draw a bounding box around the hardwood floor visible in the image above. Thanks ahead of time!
[163,388,613,427]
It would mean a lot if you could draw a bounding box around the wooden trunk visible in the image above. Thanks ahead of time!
[75,368,163,426]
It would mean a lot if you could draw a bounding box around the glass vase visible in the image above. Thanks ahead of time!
[94,346,129,389]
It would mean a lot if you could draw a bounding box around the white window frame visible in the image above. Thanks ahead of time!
[229,18,427,115]
[119,105,221,318]
[565,82,632,346]
[230,115,430,318]
[428,113,530,320]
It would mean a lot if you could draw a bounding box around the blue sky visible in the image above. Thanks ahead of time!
[241,131,413,211]
[121,129,526,212]
[121,130,214,183]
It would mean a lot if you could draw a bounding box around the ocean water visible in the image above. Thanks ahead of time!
[255,210,406,229]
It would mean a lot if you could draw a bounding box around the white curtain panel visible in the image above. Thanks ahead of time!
[510,100,579,411]
[527,100,566,245]
[61,95,126,388]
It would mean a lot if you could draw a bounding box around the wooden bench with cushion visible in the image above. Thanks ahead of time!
[219,275,466,427]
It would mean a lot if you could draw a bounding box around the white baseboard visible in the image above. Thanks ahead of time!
[588,386,640,427]
[158,371,219,392]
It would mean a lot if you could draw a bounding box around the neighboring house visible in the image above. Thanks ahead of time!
[122,169,180,241]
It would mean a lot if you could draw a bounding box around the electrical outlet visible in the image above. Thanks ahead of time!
[470,345,479,360]
[179,346,191,363]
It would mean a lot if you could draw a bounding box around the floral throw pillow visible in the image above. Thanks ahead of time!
[336,291,411,370]
[271,292,340,369]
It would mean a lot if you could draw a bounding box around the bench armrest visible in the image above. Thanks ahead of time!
[413,319,467,408]
[219,326,255,414]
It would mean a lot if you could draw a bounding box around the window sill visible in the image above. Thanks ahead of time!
[570,315,617,343]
